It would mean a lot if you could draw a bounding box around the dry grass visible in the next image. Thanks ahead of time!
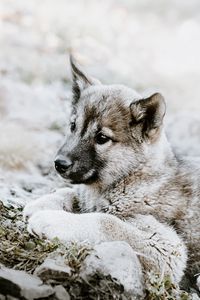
[0,201,61,272]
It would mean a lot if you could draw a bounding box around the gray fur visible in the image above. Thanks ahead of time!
[58,57,200,280]
[24,57,199,290]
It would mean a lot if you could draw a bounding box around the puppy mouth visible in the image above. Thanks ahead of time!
[59,169,98,184]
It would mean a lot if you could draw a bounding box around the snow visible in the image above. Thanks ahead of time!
[0,265,54,299]
[0,0,200,205]
[81,241,144,296]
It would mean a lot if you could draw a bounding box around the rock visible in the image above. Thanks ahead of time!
[80,241,144,297]
[54,285,70,300]
[34,255,71,282]
[5,297,19,300]
[191,293,200,300]
[0,265,54,299]
[197,275,200,291]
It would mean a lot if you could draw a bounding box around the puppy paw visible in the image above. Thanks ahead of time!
[23,188,75,221]
[27,210,105,244]
[27,210,77,242]
[23,199,44,221]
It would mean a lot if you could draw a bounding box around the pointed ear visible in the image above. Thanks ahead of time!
[70,55,100,105]
[130,93,166,142]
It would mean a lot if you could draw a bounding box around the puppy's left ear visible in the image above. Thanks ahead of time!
[70,55,101,105]
[130,93,166,142]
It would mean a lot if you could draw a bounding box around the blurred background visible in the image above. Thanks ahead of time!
[0,0,200,206]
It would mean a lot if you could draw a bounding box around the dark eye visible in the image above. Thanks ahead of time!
[70,122,76,132]
[95,133,111,145]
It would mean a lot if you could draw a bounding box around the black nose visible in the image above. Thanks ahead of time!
[54,158,72,174]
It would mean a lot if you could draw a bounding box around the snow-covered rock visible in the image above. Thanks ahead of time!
[54,285,70,300]
[80,241,144,297]
[34,255,71,282]
[0,265,54,299]
[197,275,200,291]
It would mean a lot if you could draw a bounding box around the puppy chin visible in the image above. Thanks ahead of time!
[60,169,98,185]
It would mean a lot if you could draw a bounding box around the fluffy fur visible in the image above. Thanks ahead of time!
[24,56,200,290]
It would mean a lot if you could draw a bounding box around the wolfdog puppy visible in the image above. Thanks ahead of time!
[24,56,200,290]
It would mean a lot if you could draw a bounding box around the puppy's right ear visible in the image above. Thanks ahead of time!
[70,55,100,105]
[130,93,166,142]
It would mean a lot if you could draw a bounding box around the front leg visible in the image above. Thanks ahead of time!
[27,210,108,244]
[28,210,187,284]
[23,187,77,220]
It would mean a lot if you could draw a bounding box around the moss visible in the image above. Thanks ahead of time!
[145,271,191,300]
[0,201,61,273]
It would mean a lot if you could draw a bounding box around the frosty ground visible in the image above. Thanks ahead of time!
[0,0,200,299]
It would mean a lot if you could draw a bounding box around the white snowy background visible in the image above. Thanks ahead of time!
[0,0,200,207]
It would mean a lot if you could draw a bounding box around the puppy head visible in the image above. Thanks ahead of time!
[55,56,166,187]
